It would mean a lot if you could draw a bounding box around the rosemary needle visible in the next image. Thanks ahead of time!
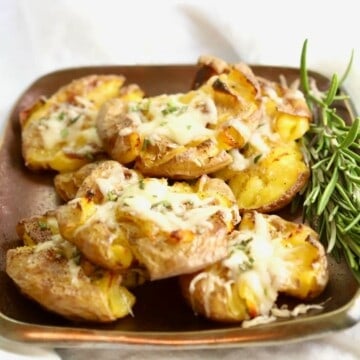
[298,39,360,283]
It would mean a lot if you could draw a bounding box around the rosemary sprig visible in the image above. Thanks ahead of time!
[299,39,360,283]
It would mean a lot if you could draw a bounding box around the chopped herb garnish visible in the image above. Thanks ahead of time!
[128,103,140,112]
[107,190,119,202]
[57,112,65,121]
[38,221,49,231]
[186,124,192,130]
[253,154,262,164]
[151,200,172,210]
[139,179,145,190]
[69,114,81,124]
[140,99,151,112]
[60,128,69,138]
[73,254,81,265]
[142,138,151,151]
[162,102,179,116]
[84,152,94,161]
[161,98,188,116]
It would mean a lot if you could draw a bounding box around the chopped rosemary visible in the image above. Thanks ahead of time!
[69,114,81,124]
[142,138,151,151]
[297,39,360,282]
[106,190,118,202]
[253,154,262,164]
[57,112,65,121]
[38,221,49,231]
[60,128,69,138]
[139,179,145,190]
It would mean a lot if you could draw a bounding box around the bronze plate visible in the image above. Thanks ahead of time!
[0,65,359,348]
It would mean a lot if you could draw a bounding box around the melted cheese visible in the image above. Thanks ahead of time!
[37,97,99,154]
[128,92,218,145]
[189,212,288,319]
[79,176,235,235]
[116,178,230,233]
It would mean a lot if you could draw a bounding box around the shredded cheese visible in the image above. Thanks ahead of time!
[126,92,218,145]
[37,96,100,155]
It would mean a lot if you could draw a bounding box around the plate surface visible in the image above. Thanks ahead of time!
[0,64,359,349]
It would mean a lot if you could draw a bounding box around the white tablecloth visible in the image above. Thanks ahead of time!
[1,1,359,359]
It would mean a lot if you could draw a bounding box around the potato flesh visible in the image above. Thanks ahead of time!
[20,76,143,172]
[228,141,309,212]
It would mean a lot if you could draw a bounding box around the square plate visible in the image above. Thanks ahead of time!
[0,64,359,349]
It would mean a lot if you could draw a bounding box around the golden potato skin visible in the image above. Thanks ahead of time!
[180,212,328,323]
[54,161,105,202]
[6,240,136,322]
[16,210,59,246]
[114,175,240,280]
[20,75,143,172]
[135,139,233,180]
[226,141,310,213]
[54,159,141,202]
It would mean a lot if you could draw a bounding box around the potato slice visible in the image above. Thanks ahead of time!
[56,161,141,271]
[180,212,328,323]
[96,64,262,179]
[239,212,329,299]
[20,75,144,172]
[6,239,135,322]
[57,174,240,279]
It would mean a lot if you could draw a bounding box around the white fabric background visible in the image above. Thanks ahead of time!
[0,0,359,359]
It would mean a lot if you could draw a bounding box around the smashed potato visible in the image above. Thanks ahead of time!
[180,212,328,323]
[20,75,144,172]
[96,63,263,179]
[57,171,240,279]
[6,238,136,322]
[56,161,142,270]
